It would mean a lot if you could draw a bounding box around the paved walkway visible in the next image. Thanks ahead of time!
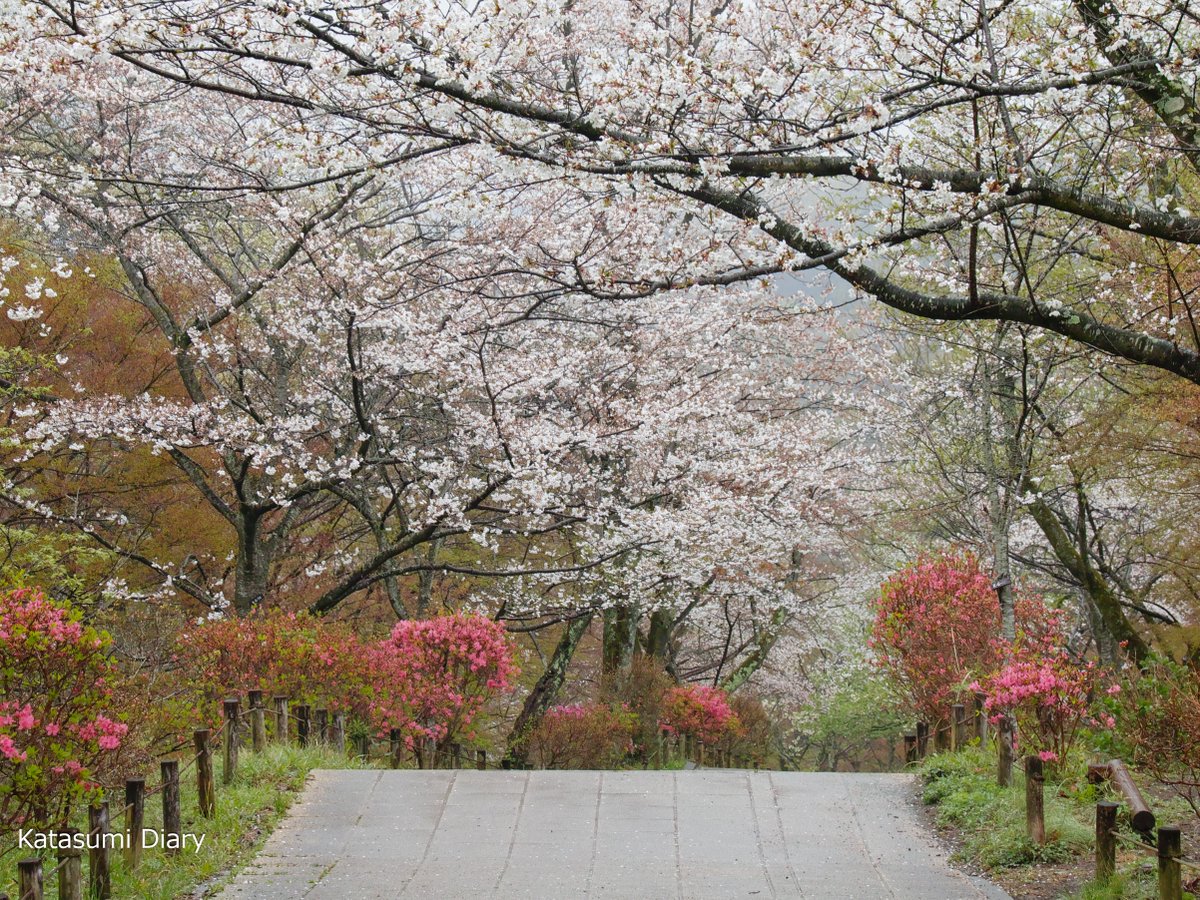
[217,770,1010,899]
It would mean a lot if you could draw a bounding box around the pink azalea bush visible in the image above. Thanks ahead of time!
[659,684,743,745]
[977,652,1105,764]
[0,588,129,828]
[369,613,517,749]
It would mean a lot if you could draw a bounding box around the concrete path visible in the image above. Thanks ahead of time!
[216,770,1010,899]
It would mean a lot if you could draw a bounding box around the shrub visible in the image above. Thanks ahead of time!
[871,550,1064,726]
[602,654,675,760]
[1105,657,1200,815]
[0,588,129,828]
[870,551,1002,723]
[525,702,638,769]
[174,608,368,718]
[660,684,743,745]
[369,613,517,749]
[977,653,1105,764]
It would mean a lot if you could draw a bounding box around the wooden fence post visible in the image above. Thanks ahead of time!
[249,690,266,753]
[451,743,462,769]
[223,698,240,784]
[89,800,112,899]
[1158,826,1182,900]
[952,704,968,750]
[161,759,181,856]
[916,721,929,758]
[1096,801,1118,882]
[273,696,289,744]
[332,712,346,753]
[315,708,328,745]
[390,728,403,769]
[194,728,215,816]
[934,716,951,752]
[997,715,1014,787]
[1025,756,1045,845]
[904,734,917,765]
[974,692,989,743]
[17,859,42,900]
[477,749,487,770]
[57,843,82,900]
[125,777,146,870]
[296,705,310,747]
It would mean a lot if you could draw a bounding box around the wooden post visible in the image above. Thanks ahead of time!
[974,692,989,743]
[315,708,328,745]
[223,698,240,784]
[249,690,266,752]
[698,740,706,767]
[997,715,1014,787]
[332,712,346,753]
[916,721,929,758]
[125,777,146,870]
[934,717,950,752]
[17,859,42,900]
[194,728,215,816]
[952,703,967,750]
[904,734,917,765]
[451,743,462,769]
[1096,801,1118,882]
[355,731,370,760]
[89,800,112,899]
[415,740,426,769]
[1109,759,1156,833]
[296,705,310,747]
[1025,756,1045,845]
[477,749,487,770]
[273,696,289,743]
[390,728,403,769]
[57,843,82,900]
[161,759,181,856]
[1158,826,1182,900]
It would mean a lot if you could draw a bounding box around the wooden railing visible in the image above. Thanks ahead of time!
[902,701,1198,899]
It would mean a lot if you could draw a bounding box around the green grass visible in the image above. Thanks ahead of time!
[0,744,377,900]
[921,745,1093,869]
[110,744,374,899]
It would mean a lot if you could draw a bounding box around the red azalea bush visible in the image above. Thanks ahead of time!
[870,551,1001,723]
[0,588,129,828]
[526,702,638,769]
[660,684,743,745]
[370,613,517,749]
[174,608,369,718]
[870,550,1063,725]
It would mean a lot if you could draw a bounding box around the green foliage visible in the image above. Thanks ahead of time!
[788,663,909,771]
[921,745,1092,869]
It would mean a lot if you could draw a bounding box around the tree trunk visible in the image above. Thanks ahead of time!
[233,511,270,615]
[602,605,637,678]
[504,612,594,767]
[1024,495,1150,662]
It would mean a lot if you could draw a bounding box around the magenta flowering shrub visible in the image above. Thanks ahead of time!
[659,684,743,745]
[526,702,638,768]
[369,613,517,749]
[0,588,129,829]
[977,653,1107,763]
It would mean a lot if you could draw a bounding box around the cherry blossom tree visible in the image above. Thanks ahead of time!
[7,0,1199,383]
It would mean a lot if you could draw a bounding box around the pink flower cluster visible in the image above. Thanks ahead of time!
[659,684,742,745]
[368,613,517,748]
[0,588,127,828]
